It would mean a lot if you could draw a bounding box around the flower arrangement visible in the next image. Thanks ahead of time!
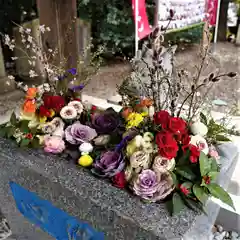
[0,24,237,216]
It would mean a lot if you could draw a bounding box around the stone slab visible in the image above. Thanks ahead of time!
[0,138,238,240]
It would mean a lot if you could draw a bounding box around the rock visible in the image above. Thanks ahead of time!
[217,225,224,233]
[212,225,218,233]
[213,231,226,240]
[212,99,228,106]
[231,231,240,239]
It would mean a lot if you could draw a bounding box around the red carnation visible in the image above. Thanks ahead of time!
[154,110,170,129]
[39,105,51,118]
[179,184,190,196]
[189,144,200,163]
[25,133,33,139]
[43,95,65,112]
[156,132,179,159]
[112,172,126,189]
[203,176,211,185]
[168,117,186,134]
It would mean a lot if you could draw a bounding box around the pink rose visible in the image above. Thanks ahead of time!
[44,135,65,154]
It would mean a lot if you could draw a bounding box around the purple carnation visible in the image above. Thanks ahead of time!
[92,151,125,177]
[92,108,120,134]
[65,122,97,145]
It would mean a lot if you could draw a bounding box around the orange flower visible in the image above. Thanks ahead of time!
[26,88,38,99]
[23,100,36,113]
[140,98,153,107]
[121,107,132,119]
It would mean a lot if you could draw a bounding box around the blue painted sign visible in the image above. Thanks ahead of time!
[10,182,104,240]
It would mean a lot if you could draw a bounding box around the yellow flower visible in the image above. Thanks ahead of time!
[78,154,93,167]
[126,112,144,129]
[49,109,55,118]
[141,112,148,117]
[39,116,47,124]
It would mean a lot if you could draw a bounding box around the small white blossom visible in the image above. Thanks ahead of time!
[6,81,10,86]
[8,75,15,80]
[31,56,37,59]
[23,11,27,15]
[60,106,78,120]
[25,28,31,34]
[4,34,10,45]
[29,70,38,78]
[48,49,53,53]
[32,61,36,67]
[28,60,32,66]
[22,38,26,43]
[9,45,15,51]
[46,27,51,32]
[11,57,18,60]
[26,45,30,49]
[39,25,46,33]
[19,26,24,33]
[23,85,29,91]
[27,35,33,43]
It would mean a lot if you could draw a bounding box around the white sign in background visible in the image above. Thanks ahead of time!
[157,0,206,29]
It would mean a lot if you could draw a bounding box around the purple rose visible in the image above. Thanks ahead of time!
[132,170,174,202]
[92,108,120,134]
[92,151,125,177]
[65,122,97,145]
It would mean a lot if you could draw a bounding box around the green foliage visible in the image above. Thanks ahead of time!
[206,183,235,210]
[77,0,155,56]
[199,152,212,177]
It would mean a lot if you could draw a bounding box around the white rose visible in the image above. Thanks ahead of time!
[190,121,208,136]
[152,156,176,173]
[190,135,209,155]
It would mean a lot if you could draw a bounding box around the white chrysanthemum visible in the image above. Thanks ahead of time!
[190,121,208,136]
[190,135,209,155]
[68,101,83,114]
[60,106,77,120]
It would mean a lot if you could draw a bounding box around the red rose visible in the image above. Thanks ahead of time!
[39,105,51,118]
[112,172,126,189]
[168,117,186,134]
[154,110,170,129]
[156,132,179,159]
[181,132,190,151]
[189,144,200,163]
[43,95,65,112]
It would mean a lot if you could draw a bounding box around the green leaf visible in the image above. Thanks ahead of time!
[199,152,211,177]
[210,158,219,172]
[6,126,15,138]
[170,172,178,186]
[20,138,30,148]
[206,183,235,210]
[181,196,206,214]
[200,112,208,125]
[10,112,17,125]
[177,149,190,166]
[172,192,185,215]
[19,120,30,133]
[31,137,40,148]
[208,171,218,182]
[0,127,7,137]
[193,184,208,204]
[215,135,231,142]
[166,199,173,216]
[175,167,196,181]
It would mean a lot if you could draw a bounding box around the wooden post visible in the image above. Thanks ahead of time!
[37,0,78,69]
